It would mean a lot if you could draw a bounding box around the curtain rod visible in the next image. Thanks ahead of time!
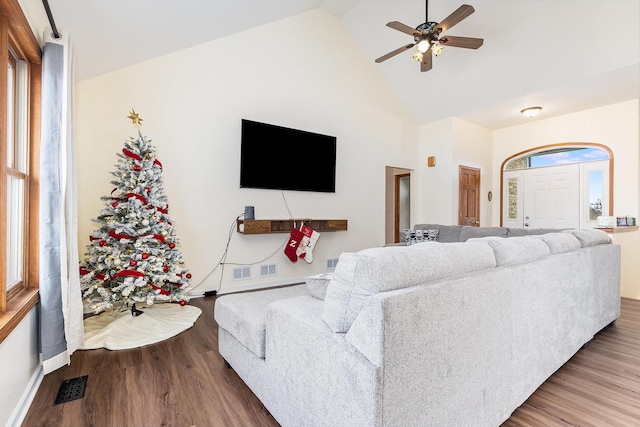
[41,0,61,39]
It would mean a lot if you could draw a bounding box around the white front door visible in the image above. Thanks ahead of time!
[523,164,580,229]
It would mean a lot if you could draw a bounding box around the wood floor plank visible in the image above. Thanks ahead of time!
[22,296,640,426]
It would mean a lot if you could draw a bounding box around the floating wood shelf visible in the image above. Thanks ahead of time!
[595,226,638,234]
[237,218,348,234]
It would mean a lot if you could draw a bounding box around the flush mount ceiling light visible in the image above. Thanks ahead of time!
[521,107,542,118]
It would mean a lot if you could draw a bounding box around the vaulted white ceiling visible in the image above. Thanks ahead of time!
[19,0,640,129]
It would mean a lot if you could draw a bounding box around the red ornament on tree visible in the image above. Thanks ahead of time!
[163,265,169,272]
[186,273,192,279]
[99,240,107,247]
[169,243,176,249]
[133,165,141,171]
[142,253,149,259]
[130,260,138,267]
[179,300,186,306]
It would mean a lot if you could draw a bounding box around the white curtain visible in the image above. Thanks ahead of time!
[39,30,84,375]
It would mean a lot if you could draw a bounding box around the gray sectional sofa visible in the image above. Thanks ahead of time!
[214,228,620,426]
[400,223,563,244]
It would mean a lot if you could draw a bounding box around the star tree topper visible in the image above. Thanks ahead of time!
[127,109,143,127]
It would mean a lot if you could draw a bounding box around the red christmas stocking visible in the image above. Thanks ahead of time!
[284,228,303,262]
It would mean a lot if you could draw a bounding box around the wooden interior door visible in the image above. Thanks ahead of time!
[459,166,481,226]
[394,173,410,243]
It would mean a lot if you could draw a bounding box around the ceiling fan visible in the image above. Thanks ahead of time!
[375,1,484,72]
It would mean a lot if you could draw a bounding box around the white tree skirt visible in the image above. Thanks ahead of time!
[81,303,202,350]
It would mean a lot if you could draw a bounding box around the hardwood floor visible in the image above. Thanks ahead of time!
[22,297,278,427]
[23,297,640,427]
[503,297,640,427]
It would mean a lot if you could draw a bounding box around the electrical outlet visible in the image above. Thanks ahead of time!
[326,258,339,270]
[259,263,277,278]
[232,266,251,281]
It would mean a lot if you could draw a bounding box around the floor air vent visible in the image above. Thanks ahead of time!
[54,375,88,405]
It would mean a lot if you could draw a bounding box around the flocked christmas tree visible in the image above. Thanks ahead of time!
[80,110,191,314]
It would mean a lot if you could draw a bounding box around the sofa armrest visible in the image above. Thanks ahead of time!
[265,295,382,427]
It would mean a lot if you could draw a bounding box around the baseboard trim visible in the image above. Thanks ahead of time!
[6,364,44,427]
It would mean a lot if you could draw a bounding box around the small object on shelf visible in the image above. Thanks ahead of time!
[597,216,616,228]
[244,206,255,220]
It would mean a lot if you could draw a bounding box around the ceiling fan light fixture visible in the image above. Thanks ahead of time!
[521,107,542,118]
[412,51,423,62]
[432,42,444,56]
[416,39,430,53]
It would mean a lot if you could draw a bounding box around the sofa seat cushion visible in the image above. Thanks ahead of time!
[214,284,310,358]
[467,236,550,266]
[322,242,496,333]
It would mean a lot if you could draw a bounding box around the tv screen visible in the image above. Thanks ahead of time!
[240,119,337,193]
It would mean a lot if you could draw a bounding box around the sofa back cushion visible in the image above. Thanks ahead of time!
[506,227,561,237]
[459,226,508,241]
[530,232,581,254]
[562,228,611,247]
[467,236,550,266]
[322,242,496,332]
[305,273,332,300]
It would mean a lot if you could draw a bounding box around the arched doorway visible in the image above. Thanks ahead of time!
[500,143,613,229]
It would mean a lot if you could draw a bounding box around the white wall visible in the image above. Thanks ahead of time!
[418,118,493,226]
[0,307,40,427]
[451,119,494,226]
[75,10,419,295]
[419,119,456,224]
[492,100,640,299]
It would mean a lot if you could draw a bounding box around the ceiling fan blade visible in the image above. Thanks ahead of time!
[435,4,475,34]
[420,49,433,72]
[375,43,416,63]
[439,36,483,49]
[386,21,421,37]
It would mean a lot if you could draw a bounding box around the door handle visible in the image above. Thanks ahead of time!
[524,223,529,227]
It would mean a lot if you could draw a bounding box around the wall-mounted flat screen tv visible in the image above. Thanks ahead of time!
[240,119,337,193]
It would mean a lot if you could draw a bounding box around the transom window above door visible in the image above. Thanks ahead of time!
[505,146,610,170]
